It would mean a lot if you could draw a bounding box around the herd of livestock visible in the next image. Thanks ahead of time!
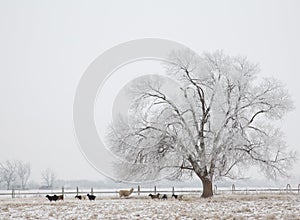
[45,188,183,202]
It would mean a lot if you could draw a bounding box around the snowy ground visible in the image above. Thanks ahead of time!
[0,193,299,220]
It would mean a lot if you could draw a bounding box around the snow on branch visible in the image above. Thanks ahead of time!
[106,50,296,185]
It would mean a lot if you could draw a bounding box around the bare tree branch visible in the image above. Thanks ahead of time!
[107,50,295,197]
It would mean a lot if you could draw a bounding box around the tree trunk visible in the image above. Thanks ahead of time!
[187,156,214,197]
[200,177,213,198]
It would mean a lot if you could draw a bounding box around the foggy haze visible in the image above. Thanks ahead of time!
[0,0,299,185]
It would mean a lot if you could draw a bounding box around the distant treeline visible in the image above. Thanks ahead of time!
[0,160,31,190]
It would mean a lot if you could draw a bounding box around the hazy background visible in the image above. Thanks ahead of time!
[1,0,299,184]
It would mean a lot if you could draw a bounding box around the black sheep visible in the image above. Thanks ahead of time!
[148,193,160,199]
[75,195,82,200]
[87,194,96,200]
[171,193,178,199]
[172,193,183,200]
[46,194,58,202]
[161,194,167,200]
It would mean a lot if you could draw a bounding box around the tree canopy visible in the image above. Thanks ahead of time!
[107,50,296,197]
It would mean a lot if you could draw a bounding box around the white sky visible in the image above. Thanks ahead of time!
[95,60,165,139]
[0,0,300,183]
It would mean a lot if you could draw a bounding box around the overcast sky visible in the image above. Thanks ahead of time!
[1,0,300,183]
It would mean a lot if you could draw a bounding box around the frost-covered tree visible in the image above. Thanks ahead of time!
[16,161,31,190]
[41,168,56,188]
[107,50,296,197]
[0,160,17,190]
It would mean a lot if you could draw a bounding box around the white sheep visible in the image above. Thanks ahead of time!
[118,188,134,198]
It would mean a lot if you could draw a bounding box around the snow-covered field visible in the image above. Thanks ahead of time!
[0,194,299,220]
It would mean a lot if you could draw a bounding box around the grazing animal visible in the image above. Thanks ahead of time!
[57,195,64,201]
[75,195,87,200]
[46,194,58,202]
[46,194,63,201]
[75,195,82,200]
[171,193,178,199]
[161,194,167,200]
[118,188,134,198]
[87,194,96,200]
[172,193,183,200]
[148,193,160,199]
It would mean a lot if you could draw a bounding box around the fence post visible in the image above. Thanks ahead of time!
[286,184,291,193]
[298,184,300,194]
[91,187,94,195]
[172,187,174,195]
[11,189,15,199]
[232,184,236,194]
[62,187,64,197]
[154,186,156,194]
[76,186,79,196]
[137,185,140,196]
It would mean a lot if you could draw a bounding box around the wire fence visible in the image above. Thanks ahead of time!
[0,184,299,199]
